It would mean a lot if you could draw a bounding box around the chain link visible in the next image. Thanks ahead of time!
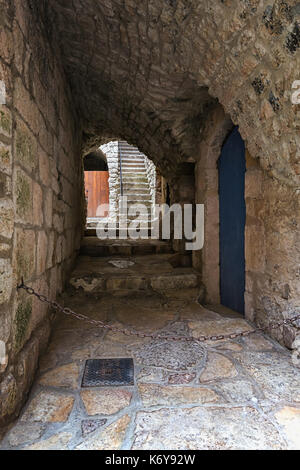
[17,280,300,343]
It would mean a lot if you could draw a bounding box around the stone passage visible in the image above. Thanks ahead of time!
[119,141,156,226]
[1,283,299,449]
[1,238,300,450]
[1,0,300,439]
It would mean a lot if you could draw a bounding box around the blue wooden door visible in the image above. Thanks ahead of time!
[219,127,246,314]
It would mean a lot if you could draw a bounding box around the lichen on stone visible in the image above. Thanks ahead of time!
[14,300,32,350]
[16,172,31,217]
[0,111,11,135]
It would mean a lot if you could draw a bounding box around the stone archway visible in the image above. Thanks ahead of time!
[0,0,299,433]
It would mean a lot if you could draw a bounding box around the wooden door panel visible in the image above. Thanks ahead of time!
[85,171,109,217]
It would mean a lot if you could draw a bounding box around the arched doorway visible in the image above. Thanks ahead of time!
[219,127,246,315]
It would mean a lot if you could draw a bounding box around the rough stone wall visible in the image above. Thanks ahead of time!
[245,154,300,348]
[144,155,156,215]
[195,105,299,349]
[100,141,120,223]
[0,0,83,429]
[50,0,300,188]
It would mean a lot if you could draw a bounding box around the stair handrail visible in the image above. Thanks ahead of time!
[119,141,124,196]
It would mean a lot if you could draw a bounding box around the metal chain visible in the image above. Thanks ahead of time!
[17,280,300,343]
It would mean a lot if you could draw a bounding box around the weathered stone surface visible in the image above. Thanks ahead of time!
[168,373,196,385]
[134,339,205,370]
[217,342,243,352]
[274,407,300,450]
[21,391,75,423]
[137,367,168,384]
[188,318,252,343]
[199,353,237,383]
[24,432,73,450]
[234,352,300,402]
[138,384,218,407]
[215,379,261,403]
[38,363,79,389]
[0,199,13,239]
[242,333,275,351]
[81,389,132,416]
[0,258,12,304]
[81,419,107,438]
[76,415,130,450]
[7,423,45,447]
[132,407,287,450]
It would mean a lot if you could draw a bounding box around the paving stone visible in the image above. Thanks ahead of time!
[38,352,59,373]
[180,303,221,322]
[76,415,130,450]
[21,391,75,423]
[242,333,275,351]
[188,318,252,344]
[113,305,175,332]
[7,423,46,447]
[81,419,108,438]
[132,407,287,450]
[81,389,132,416]
[274,406,300,450]
[214,379,261,403]
[138,384,218,407]
[134,339,205,371]
[168,373,196,384]
[199,352,237,383]
[24,432,73,450]
[137,367,168,384]
[38,363,79,389]
[233,352,300,402]
[216,342,243,352]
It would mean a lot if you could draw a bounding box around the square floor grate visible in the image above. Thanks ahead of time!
[81,358,134,387]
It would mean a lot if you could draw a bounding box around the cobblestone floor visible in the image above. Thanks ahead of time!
[1,288,300,450]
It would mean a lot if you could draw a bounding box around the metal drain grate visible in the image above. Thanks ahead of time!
[81,358,134,387]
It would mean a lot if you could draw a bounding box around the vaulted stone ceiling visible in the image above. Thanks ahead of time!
[44,0,300,185]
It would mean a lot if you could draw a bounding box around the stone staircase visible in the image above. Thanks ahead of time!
[69,237,199,296]
[119,141,153,226]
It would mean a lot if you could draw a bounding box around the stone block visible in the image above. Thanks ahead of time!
[44,188,53,228]
[15,120,37,173]
[36,231,47,275]
[13,228,36,281]
[0,109,12,137]
[0,198,14,239]
[0,143,12,175]
[32,182,43,226]
[14,167,33,224]
[245,224,266,272]
[13,297,32,351]
[245,169,262,198]
[0,258,12,304]
[39,149,50,186]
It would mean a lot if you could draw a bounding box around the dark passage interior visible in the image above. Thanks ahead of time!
[0,0,299,449]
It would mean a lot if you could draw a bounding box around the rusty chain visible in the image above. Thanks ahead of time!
[17,280,300,343]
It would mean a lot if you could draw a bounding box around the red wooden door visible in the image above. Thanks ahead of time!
[84,171,109,217]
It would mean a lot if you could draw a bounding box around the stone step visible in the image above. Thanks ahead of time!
[69,253,198,295]
[80,237,173,257]
[122,174,148,179]
[122,169,147,174]
[123,189,151,195]
[122,177,148,183]
[126,197,152,203]
[85,227,154,237]
[121,158,145,162]
[122,162,145,166]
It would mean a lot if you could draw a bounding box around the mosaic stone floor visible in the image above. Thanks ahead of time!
[1,288,300,450]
